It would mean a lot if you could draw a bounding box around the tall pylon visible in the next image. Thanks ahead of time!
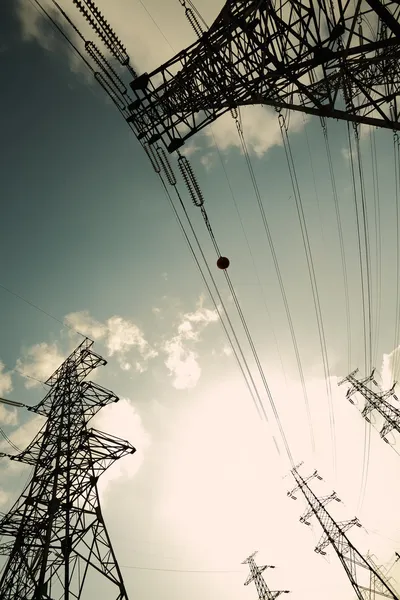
[288,464,399,600]
[338,368,400,445]
[0,339,134,599]
[242,551,289,600]
[127,0,400,152]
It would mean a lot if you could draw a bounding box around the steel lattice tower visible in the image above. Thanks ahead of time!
[339,368,400,444]
[0,339,134,599]
[126,0,400,152]
[243,552,289,600]
[288,465,399,600]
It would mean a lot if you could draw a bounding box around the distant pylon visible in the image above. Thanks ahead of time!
[242,551,289,600]
[0,339,134,599]
[288,464,399,600]
[338,368,400,444]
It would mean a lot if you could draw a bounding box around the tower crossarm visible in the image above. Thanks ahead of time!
[85,428,136,473]
[127,0,400,152]
[300,491,341,525]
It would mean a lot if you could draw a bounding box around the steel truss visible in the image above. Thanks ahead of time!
[0,339,134,599]
[126,0,400,152]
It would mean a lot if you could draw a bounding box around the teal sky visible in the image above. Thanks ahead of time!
[1,0,400,599]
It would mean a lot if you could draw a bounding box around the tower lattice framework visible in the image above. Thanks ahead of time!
[339,368,400,444]
[243,551,289,600]
[0,339,134,599]
[126,0,400,152]
[288,465,399,600]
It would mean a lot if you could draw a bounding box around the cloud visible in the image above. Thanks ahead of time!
[0,362,12,396]
[65,310,107,340]
[0,405,18,427]
[93,398,151,497]
[106,316,155,359]
[65,311,158,372]
[15,343,64,388]
[0,489,10,508]
[380,346,400,389]
[163,301,219,389]
[202,105,306,159]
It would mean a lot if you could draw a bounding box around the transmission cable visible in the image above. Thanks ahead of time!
[120,565,241,573]
[346,121,372,512]
[278,111,336,473]
[322,118,352,374]
[170,152,294,464]
[0,427,21,453]
[229,110,315,454]
[156,169,263,421]
[392,132,400,382]
[0,283,85,340]
[210,128,289,387]
[154,146,292,462]
[370,128,382,367]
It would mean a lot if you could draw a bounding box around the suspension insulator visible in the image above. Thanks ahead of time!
[185,7,203,38]
[178,155,204,207]
[217,256,230,270]
[144,144,161,174]
[85,41,127,95]
[156,147,177,186]
[94,72,125,111]
[73,0,129,65]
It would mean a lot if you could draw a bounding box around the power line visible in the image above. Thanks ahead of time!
[322,119,352,374]
[234,109,316,456]
[0,283,85,339]
[120,565,242,573]
[346,122,372,512]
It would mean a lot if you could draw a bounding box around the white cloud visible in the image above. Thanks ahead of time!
[65,310,107,340]
[0,362,12,396]
[0,489,10,508]
[222,345,233,357]
[15,343,64,388]
[203,105,306,158]
[164,338,201,390]
[64,311,158,372]
[106,316,155,359]
[93,398,151,497]
[0,405,18,427]
[163,301,219,389]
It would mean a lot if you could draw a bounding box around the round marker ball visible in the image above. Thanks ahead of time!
[217,256,230,270]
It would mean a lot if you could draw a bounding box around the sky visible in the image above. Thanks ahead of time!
[1,0,400,598]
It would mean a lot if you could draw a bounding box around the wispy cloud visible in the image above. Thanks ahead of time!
[0,362,12,396]
[15,343,64,388]
[163,301,219,389]
[203,105,306,158]
[0,405,18,427]
[65,311,158,372]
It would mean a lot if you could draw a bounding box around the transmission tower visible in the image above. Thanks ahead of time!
[338,368,400,445]
[242,551,289,600]
[288,464,399,600]
[126,0,400,152]
[0,339,134,599]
